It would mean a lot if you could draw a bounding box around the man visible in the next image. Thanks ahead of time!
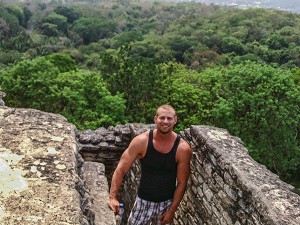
[108,105,192,225]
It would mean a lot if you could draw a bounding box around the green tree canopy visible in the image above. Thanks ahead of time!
[54,6,80,24]
[99,46,160,122]
[0,53,126,129]
[72,18,117,44]
[0,2,23,39]
[53,70,126,129]
[150,62,206,131]
[199,61,300,179]
[42,13,68,34]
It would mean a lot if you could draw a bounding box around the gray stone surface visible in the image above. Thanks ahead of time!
[79,161,116,225]
[0,107,86,224]
[182,125,300,225]
[0,107,115,225]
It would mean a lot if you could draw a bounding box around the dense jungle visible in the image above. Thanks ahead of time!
[0,0,299,190]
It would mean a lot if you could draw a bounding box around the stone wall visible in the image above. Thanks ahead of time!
[0,107,115,225]
[0,107,87,224]
[178,126,300,225]
[77,124,156,185]
[77,124,300,225]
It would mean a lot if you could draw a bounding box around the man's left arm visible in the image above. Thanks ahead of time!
[161,140,192,224]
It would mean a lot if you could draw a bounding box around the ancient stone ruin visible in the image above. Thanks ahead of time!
[0,94,299,225]
[77,124,300,225]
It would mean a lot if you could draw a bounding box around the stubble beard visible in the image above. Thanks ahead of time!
[157,125,173,135]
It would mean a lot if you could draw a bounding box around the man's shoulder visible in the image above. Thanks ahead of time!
[129,130,149,158]
[176,138,192,163]
[178,138,192,154]
[130,130,150,148]
[134,130,150,141]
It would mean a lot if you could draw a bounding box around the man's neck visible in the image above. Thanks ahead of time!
[155,129,175,141]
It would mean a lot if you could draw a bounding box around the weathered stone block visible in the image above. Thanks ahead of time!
[0,108,88,224]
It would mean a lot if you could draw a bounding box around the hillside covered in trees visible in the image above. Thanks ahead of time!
[0,0,299,189]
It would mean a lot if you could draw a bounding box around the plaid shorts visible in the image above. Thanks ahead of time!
[127,196,173,225]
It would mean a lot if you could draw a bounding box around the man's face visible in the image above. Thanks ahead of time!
[154,108,177,134]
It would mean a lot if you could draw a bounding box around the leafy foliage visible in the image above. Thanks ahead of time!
[72,17,117,44]
[99,46,161,122]
[0,53,126,129]
[54,5,80,23]
[199,62,300,178]
[53,70,126,129]
[42,13,68,34]
[149,62,206,131]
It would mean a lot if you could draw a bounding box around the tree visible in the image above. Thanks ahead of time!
[54,6,80,24]
[2,31,32,52]
[53,70,126,129]
[41,23,59,37]
[149,62,206,131]
[262,34,289,50]
[220,36,245,55]
[0,17,10,40]
[291,68,300,86]
[0,54,126,130]
[5,4,24,27]
[22,6,32,28]
[99,46,161,122]
[111,30,143,49]
[200,61,300,179]
[1,56,61,110]
[165,34,195,63]
[42,13,68,34]
[72,18,117,44]
[45,53,77,73]
[0,50,22,65]
[0,2,23,38]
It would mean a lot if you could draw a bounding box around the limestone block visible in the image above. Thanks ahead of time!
[0,108,86,224]
[79,161,116,225]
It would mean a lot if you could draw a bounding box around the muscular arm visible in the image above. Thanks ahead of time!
[109,150,135,198]
[161,140,192,224]
[108,132,147,213]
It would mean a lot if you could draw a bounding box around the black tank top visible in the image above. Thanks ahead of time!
[138,130,180,202]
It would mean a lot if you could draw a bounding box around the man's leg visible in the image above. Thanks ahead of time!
[127,197,173,225]
[151,199,172,225]
[127,197,153,225]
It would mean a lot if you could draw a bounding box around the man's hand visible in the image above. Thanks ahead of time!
[108,197,120,214]
[160,209,175,224]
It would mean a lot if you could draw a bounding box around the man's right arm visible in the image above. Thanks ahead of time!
[108,132,147,213]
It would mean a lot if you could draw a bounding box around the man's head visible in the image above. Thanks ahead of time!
[154,105,177,134]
